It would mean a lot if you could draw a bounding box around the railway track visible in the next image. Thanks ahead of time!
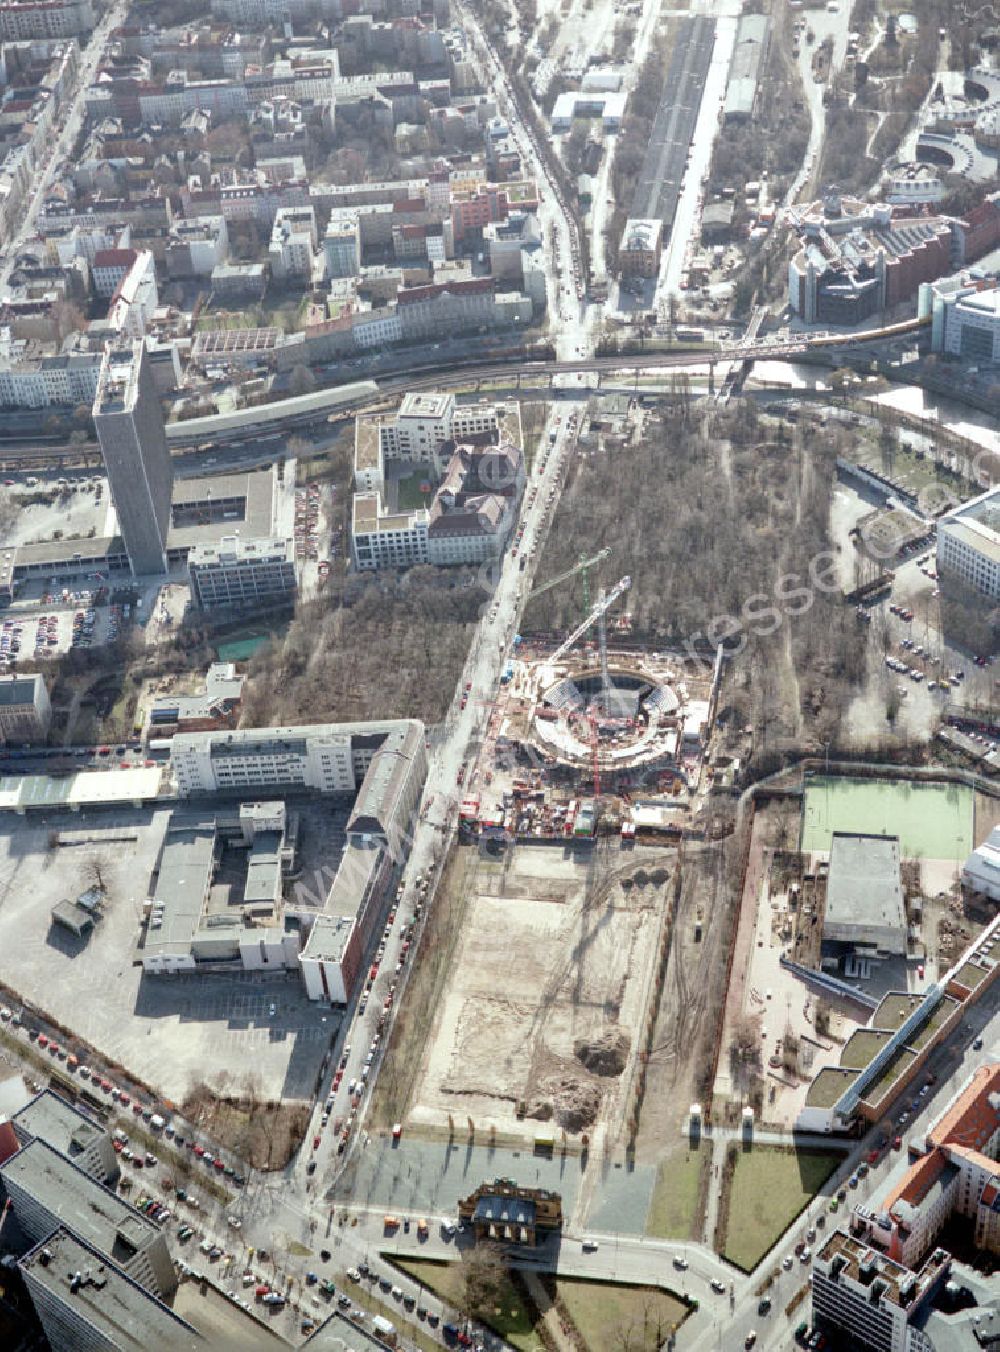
[0,317,924,473]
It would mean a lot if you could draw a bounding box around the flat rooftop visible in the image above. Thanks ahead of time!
[806,1066,859,1109]
[862,1045,918,1108]
[147,819,217,957]
[168,468,276,553]
[0,767,161,813]
[874,991,929,1032]
[825,832,905,938]
[0,675,41,707]
[20,1229,200,1351]
[398,391,452,420]
[355,419,381,473]
[1,1138,160,1264]
[13,1090,108,1169]
[840,1028,892,1069]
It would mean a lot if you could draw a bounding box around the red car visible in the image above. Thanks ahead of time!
[313,1135,321,1150]
[213,1158,225,1171]
[132,1102,143,1115]
[194,1145,205,1157]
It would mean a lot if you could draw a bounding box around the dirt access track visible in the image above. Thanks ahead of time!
[406,840,673,1146]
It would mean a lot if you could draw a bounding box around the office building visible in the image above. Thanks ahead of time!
[787,196,953,325]
[159,722,426,1002]
[936,485,1000,599]
[93,341,174,577]
[20,1228,200,1352]
[187,535,296,610]
[351,493,429,571]
[11,1089,117,1186]
[934,283,1000,364]
[372,391,500,470]
[0,1137,177,1299]
[0,673,50,743]
[618,218,663,279]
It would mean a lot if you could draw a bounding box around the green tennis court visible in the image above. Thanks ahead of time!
[801,777,973,860]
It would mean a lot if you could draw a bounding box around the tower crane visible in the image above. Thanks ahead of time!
[548,576,631,800]
[527,547,611,611]
[548,576,632,667]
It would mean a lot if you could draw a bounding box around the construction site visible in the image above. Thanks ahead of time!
[459,560,721,847]
[382,559,734,1156]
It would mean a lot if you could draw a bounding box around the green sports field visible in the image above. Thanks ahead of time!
[801,778,973,860]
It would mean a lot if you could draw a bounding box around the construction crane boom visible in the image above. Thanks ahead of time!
[548,576,632,666]
[527,548,611,602]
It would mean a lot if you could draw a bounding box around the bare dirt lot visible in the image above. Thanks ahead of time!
[405,841,670,1145]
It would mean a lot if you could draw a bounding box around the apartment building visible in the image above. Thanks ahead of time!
[379,390,499,467]
[851,1064,1000,1270]
[268,204,317,280]
[188,536,296,610]
[0,331,101,408]
[811,1230,951,1352]
[11,1089,117,1185]
[351,492,429,570]
[91,247,137,299]
[0,0,93,40]
[0,673,50,743]
[20,1228,201,1352]
[165,215,228,277]
[0,1137,178,1299]
[108,248,158,339]
[936,485,1000,599]
[396,276,496,342]
[323,211,361,278]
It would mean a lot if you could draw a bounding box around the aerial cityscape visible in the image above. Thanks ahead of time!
[0,0,997,1349]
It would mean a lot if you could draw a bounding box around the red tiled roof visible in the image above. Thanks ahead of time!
[885,1147,947,1215]
[929,1064,1000,1152]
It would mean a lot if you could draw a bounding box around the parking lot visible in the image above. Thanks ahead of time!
[0,805,332,1103]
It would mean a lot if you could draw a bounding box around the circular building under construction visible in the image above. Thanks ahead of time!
[531,660,685,790]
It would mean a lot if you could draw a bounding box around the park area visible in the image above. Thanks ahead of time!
[801,777,973,860]
[393,1257,688,1352]
[718,1146,844,1272]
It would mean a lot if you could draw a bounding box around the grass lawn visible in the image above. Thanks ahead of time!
[557,1277,688,1351]
[396,473,433,511]
[722,1148,843,1272]
[393,1258,691,1352]
[393,1257,543,1351]
[646,1148,706,1239]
